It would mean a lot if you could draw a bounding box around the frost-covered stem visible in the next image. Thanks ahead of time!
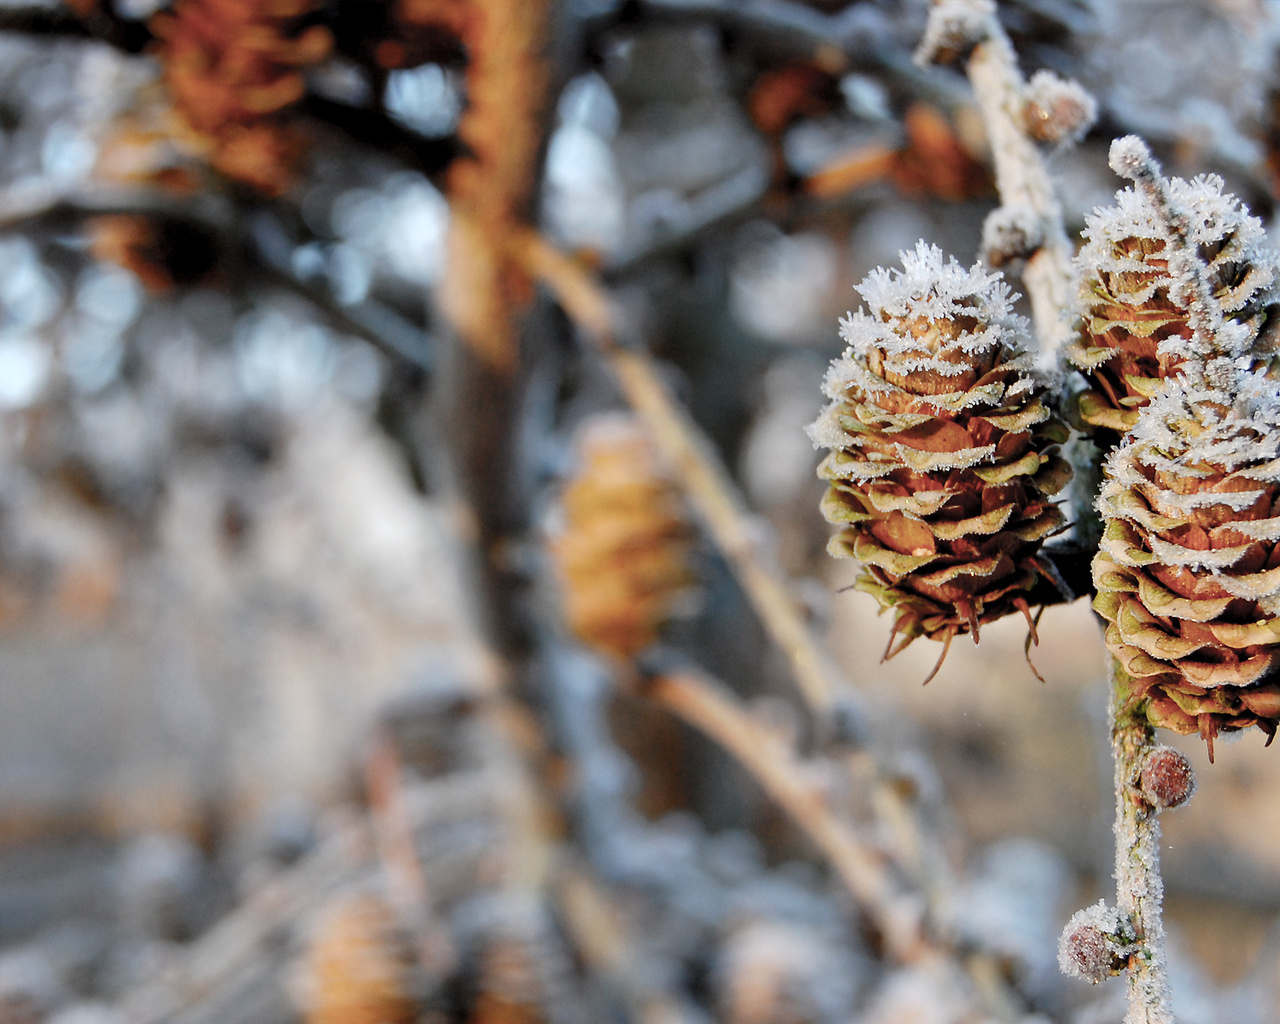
[942,3,1074,361]
[1110,656,1176,1024]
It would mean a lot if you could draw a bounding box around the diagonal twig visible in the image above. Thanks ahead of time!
[641,666,928,964]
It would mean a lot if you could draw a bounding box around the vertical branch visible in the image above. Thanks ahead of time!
[967,26,1073,358]
[919,0,1077,363]
[422,0,555,634]
[1110,658,1176,1024]
[436,0,553,373]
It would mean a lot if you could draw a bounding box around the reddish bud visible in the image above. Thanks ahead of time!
[1139,746,1195,809]
[1061,925,1111,984]
[1058,902,1128,984]
[1021,71,1096,146]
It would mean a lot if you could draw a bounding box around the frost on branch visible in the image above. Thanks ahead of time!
[1067,136,1280,442]
[1107,135,1155,184]
[810,242,1071,676]
[980,204,1044,269]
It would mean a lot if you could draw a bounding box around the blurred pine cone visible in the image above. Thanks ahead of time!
[468,933,548,1024]
[303,894,420,1024]
[550,415,696,661]
[1093,374,1280,757]
[151,0,332,195]
[1066,173,1280,443]
[809,243,1071,675]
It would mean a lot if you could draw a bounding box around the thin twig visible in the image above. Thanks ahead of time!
[555,862,696,1024]
[515,227,1026,1023]
[118,816,373,1024]
[643,667,929,964]
[1110,658,1176,1024]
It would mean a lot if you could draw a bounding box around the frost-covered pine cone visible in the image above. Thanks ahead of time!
[1093,373,1280,757]
[809,243,1071,675]
[550,415,696,661]
[1067,172,1280,443]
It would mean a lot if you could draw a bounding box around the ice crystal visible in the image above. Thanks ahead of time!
[1122,370,1280,474]
[853,241,1019,329]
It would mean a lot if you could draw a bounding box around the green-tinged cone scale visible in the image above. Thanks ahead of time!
[809,242,1071,679]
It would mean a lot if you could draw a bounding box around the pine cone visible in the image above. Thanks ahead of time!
[303,894,419,1024]
[809,242,1071,676]
[550,415,696,660]
[1093,374,1280,757]
[1067,172,1280,443]
[151,0,333,195]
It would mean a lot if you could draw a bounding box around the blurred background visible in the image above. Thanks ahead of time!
[0,0,1279,1022]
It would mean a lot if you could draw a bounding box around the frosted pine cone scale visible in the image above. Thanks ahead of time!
[811,243,1071,671]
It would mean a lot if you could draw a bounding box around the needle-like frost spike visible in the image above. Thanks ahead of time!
[809,242,1072,679]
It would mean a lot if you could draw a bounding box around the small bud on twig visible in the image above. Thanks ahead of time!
[1139,746,1196,810]
[1058,902,1132,984]
[1021,70,1096,146]
[913,0,994,66]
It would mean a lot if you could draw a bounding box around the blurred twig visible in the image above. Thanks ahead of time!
[642,666,927,964]
[516,224,1032,1019]
[118,815,373,1024]
[555,862,696,1024]
[365,728,457,975]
